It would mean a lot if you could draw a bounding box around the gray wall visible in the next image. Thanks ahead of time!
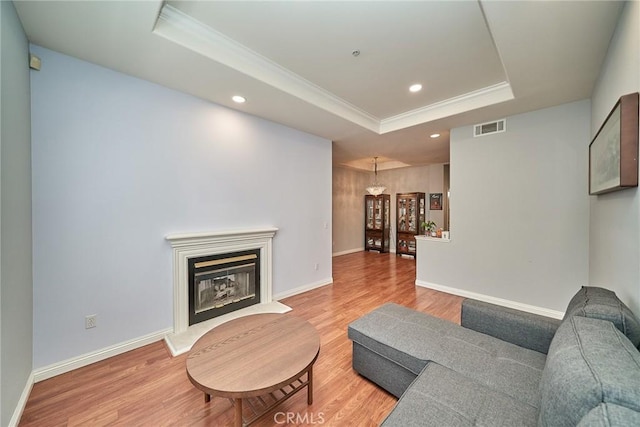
[332,164,445,255]
[332,166,369,255]
[378,165,444,252]
[417,100,591,313]
[589,1,640,315]
[30,46,332,369]
[1,2,33,425]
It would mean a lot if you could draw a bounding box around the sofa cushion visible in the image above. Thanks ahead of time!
[564,286,640,347]
[381,362,538,427]
[461,299,561,354]
[348,303,546,407]
[577,403,640,426]
[539,316,640,427]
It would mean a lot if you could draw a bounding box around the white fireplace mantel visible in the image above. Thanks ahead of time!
[166,227,278,250]
[165,227,287,355]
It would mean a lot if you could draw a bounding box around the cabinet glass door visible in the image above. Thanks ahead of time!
[419,197,425,232]
[384,199,390,229]
[366,198,374,229]
[398,198,407,232]
[374,198,382,229]
[408,198,416,232]
[398,196,418,232]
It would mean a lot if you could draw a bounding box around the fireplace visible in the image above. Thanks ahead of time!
[188,249,260,325]
[165,228,279,340]
[165,228,293,356]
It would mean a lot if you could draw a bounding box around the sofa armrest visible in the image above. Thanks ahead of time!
[461,299,561,354]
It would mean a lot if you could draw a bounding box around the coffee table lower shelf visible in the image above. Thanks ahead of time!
[186,314,320,427]
[205,369,313,427]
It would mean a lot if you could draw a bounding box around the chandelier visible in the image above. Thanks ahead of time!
[366,157,386,196]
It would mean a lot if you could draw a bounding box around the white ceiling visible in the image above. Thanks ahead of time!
[14,1,623,171]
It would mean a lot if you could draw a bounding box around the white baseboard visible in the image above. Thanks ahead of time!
[332,248,402,256]
[31,276,333,383]
[273,278,333,301]
[415,280,564,319]
[33,327,172,383]
[8,371,35,427]
[332,248,363,257]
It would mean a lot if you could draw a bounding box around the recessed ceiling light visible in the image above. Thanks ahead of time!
[232,95,246,103]
[409,84,422,93]
[430,133,440,138]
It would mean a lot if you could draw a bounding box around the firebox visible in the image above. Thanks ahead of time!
[188,249,260,326]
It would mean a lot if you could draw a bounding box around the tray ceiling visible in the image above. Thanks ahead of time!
[14,1,623,170]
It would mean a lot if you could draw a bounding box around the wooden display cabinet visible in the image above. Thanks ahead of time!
[364,194,390,253]
[396,192,426,257]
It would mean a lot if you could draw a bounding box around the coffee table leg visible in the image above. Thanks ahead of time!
[307,366,313,405]
[204,393,210,403]
[234,398,243,427]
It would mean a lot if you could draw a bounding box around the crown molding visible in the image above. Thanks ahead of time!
[341,158,411,171]
[154,4,380,133]
[379,81,514,134]
[154,5,515,136]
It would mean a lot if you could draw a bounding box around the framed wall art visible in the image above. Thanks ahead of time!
[589,92,639,195]
[429,193,443,210]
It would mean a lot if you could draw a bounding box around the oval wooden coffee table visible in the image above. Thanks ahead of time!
[186,313,320,427]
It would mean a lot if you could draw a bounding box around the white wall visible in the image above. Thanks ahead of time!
[1,2,34,425]
[589,1,640,314]
[417,100,591,313]
[30,46,332,369]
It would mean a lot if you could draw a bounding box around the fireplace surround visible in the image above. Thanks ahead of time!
[165,227,290,355]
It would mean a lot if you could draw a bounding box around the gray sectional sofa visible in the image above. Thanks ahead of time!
[347,287,640,426]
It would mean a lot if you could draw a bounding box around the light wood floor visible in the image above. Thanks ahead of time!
[20,251,463,426]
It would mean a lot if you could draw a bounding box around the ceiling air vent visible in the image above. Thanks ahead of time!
[474,119,506,137]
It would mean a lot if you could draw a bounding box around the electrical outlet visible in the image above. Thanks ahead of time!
[85,314,97,329]
[314,263,319,271]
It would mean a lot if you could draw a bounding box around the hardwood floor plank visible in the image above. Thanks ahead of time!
[20,252,463,426]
